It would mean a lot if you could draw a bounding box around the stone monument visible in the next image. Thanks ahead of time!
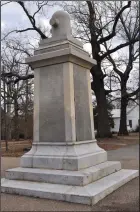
[1,11,138,205]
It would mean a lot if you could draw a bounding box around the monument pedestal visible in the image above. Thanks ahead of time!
[20,34,107,171]
[20,141,107,170]
[1,11,138,205]
[1,167,138,205]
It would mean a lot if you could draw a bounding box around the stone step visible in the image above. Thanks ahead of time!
[1,169,138,205]
[5,161,121,186]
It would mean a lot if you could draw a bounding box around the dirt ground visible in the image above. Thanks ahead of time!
[1,139,32,157]
[1,144,139,211]
[1,133,139,157]
[98,132,139,151]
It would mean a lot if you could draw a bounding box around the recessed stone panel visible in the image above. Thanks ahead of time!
[73,64,92,141]
[39,64,65,142]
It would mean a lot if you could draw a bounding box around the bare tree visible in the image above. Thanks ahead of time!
[1,66,9,150]
[1,35,34,140]
[59,1,139,137]
[1,1,139,137]
[1,1,53,41]
[102,1,139,135]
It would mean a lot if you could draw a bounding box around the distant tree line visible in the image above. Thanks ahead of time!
[1,1,139,145]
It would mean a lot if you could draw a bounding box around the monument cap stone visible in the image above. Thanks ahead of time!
[50,10,72,37]
[26,10,97,69]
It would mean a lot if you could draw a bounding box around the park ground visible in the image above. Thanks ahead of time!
[1,133,139,211]
[1,132,139,157]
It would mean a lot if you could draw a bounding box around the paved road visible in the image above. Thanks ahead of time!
[108,144,139,160]
[108,144,139,170]
[1,144,139,211]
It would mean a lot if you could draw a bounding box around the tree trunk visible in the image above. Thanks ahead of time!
[3,76,8,151]
[90,26,112,138]
[118,83,128,135]
[14,92,19,140]
[24,80,28,139]
[6,102,12,140]
[6,84,12,140]
[91,65,112,138]
[0,66,2,141]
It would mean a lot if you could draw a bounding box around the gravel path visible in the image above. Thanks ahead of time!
[1,144,139,211]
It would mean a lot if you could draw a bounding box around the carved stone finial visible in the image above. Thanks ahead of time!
[50,10,72,37]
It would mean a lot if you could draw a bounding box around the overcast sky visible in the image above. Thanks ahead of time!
[2,1,133,58]
[1,2,58,29]
[1,1,92,53]
[1,1,139,93]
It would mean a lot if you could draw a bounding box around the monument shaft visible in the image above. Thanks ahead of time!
[20,10,107,170]
[34,62,94,143]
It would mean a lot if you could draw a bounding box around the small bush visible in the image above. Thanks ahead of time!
[134,125,140,132]
[19,133,25,139]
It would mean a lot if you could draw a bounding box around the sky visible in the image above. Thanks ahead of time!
[2,1,136,59]
[1,1,139,99]
[1,1,92,53]
[1,2,56,29]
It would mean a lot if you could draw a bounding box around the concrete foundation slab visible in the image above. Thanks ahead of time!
[1,169,138,206]
[5,161,121,186]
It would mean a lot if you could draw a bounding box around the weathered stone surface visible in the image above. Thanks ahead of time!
[1,169,138,205]
[39,64,65,142]
[26,44,96,69]
[20,140,107,170]
[5,161,121,186]
[73,64,92,141]
[50,10,72,37]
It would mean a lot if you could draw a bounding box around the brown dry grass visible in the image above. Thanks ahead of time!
[1,133,139,157]
[98,143,126,150]
[1,140,32,157]
[97,132,139,150]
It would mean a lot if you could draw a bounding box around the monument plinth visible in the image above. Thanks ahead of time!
[1,11,138,205]
[20,10,107,171]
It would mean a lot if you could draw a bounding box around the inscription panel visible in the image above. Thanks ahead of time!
[39,64,65,142]
[73,64,92,141]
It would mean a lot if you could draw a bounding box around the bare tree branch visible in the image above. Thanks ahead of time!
[100,38,139,60]
[1,72,34,84]
[105,88,120,95]
[33,1,48,18]
[126,87,140,98]
[128,97,139,105]
[14,74,34,84]
[1,1,11,7]
[103,39,124,78]
[108,97,121,104]
[16,28,35,33]
[1,30,17,41]
[98,1,131,44]
[17,1,47,39]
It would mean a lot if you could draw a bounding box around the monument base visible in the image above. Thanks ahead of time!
[20,140,107,170]
[1,167,138,205]
[1,140,139,205]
